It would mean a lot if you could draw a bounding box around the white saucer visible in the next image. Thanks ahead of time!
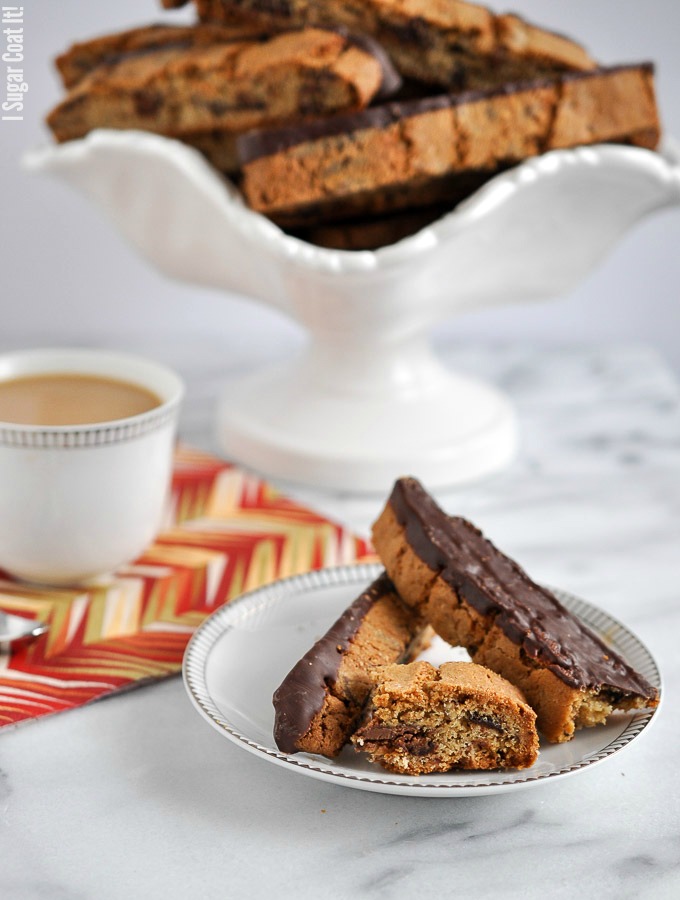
[183,563,660,797]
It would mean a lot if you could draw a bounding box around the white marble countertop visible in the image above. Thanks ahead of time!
[1,341,679,900]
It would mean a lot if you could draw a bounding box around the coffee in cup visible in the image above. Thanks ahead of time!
[0,348,184,585]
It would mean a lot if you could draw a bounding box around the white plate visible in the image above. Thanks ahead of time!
[182,563,661,797]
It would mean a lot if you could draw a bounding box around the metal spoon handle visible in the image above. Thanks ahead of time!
[0,610,49,645]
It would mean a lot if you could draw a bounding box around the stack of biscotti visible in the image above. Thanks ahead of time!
[47,24,401,175]
[46,0,662,248]
[371,477,660,743]
[192,1,660,238]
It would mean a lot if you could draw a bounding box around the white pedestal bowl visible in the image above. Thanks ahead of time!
[26,131,680,492]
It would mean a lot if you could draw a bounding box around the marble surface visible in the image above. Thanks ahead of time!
[1,341,680,900]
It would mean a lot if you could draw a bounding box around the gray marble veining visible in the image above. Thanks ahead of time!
[0,340,679,900]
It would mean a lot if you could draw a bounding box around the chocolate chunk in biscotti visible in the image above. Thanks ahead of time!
[272,573,429,758]
[238,63,661,225]
[194,0,595,89]
[352,661,539,774]
[371,477,659,744]
[47,26,401,146]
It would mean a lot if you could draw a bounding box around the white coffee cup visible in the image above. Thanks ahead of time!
[0,348,184,585]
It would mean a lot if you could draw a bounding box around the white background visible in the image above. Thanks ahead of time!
[1,1,679,371]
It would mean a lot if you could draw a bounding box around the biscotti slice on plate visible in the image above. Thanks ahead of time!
[238,63,660,226]
[54,22,269,89]
[47,26,401,145]
[371,477,660,744]
[352,660,539,774]
[194,0,595,89]
[272,573,428,758]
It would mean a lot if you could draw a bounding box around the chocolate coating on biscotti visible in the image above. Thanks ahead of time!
[273,572,420,755]
[238,63,655,164]
[388,477,657,702]
[237,92,451,163]
[328,26,402,99]
[273,577,380,753]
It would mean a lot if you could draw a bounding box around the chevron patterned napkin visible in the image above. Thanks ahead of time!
[0,446,373,728]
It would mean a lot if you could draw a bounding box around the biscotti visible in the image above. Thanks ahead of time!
[54,22,269,89]
[47,26,401,146]
[194,0,595,89]
[371,477,660,743]
[238,63,660,225]
[272,573,428,758]
[352,661,539,773]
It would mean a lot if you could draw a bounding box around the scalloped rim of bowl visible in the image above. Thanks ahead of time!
[25,129,680,277]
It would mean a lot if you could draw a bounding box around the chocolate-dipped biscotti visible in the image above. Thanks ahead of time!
[272,573,428,758]
[54,21,269,89]
[47,25,401,169]
[238,63,660,226]
[194,0,595,89]
[372,477,659,743]
[352,660,539,774]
